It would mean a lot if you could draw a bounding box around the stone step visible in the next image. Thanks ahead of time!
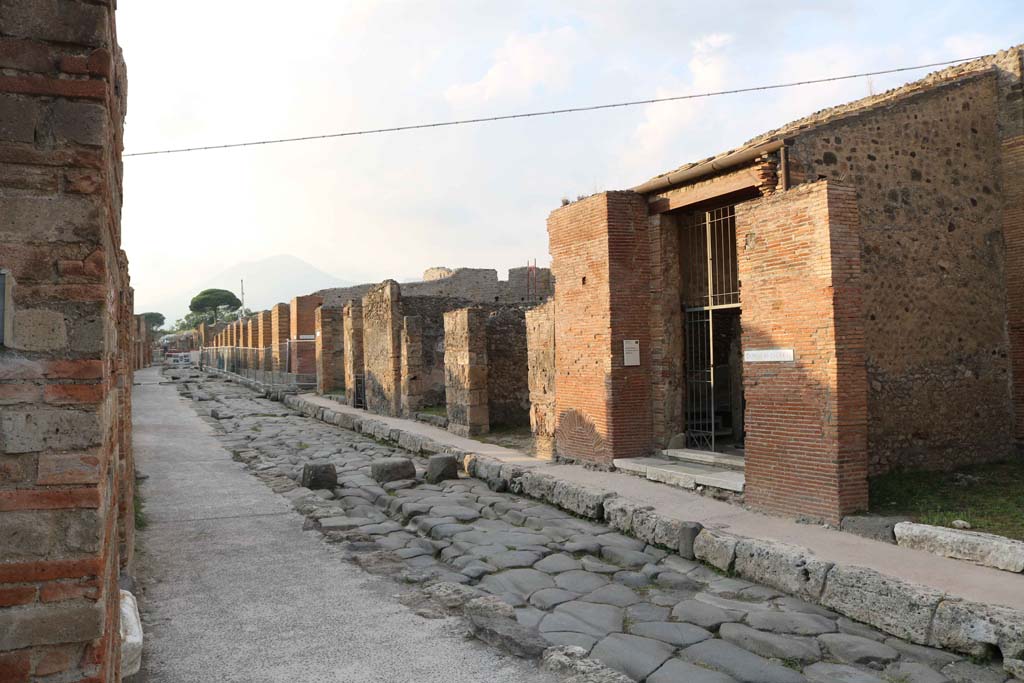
[613,457,745,493]
[660,448,745,471]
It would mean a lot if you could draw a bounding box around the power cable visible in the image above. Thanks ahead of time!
[124,55,986,157]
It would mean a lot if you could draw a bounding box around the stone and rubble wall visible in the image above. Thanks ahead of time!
[485,306,530,428]
[526,300,556,437]
[342,300,364,408]
[315,306,344,394]
[443,308,489,436]
[400,295,473,413]
[0,2,134,680]
[362,282,402,416]
[786,59,1020,474]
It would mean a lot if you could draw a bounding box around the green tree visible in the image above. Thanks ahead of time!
[189,289,241,323]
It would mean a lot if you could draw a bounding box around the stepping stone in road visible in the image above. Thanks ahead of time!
[424,454,459,484]
[300,463,337,490]
[590,633,674,681]
[371,457,415,483]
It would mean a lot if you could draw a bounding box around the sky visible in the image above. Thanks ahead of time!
[118,1,1024,322]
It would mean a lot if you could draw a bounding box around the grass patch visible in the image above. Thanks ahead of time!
[134,491,148,531]
[869,458,1024,540]
[296,442,309,450]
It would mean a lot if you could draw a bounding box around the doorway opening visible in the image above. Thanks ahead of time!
[681,205,745,454]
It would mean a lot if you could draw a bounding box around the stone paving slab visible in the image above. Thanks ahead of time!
[169,373,1021,683]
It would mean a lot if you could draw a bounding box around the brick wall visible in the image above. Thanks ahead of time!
[362,282,401,416]
[0,1,133,680]
[315,306,344,394]
[254,311,270,370]
[548,191,652,465]
[788,68,1016,473]
[289,295,321,377]
[526,300,556,437]
[1005,135,1024,442]
[270,303,289,372]
[735,181,868,523]
[444,308,489,436]
[342,300,364,408]
[486,307,530,427]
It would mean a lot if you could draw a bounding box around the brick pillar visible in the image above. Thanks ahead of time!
[315,306,344,394]
[735,180,868,524]
[271,303,290,372]
[547,191,653,465]
[0,3,132,680]
[343,300,364,407]
[288,295,322,377]
[444,308,489,436]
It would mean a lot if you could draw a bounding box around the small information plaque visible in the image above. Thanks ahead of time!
[744,348,795,363]
[623,339,640,366]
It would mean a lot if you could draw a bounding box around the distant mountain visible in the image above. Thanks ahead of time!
[150,254,353,323]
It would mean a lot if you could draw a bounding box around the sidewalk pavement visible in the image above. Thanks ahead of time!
[298,393,1024,613]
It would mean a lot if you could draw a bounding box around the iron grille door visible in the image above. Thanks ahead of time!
[682,206,739,452]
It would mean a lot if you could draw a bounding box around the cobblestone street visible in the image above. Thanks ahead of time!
[164,369,1016,683]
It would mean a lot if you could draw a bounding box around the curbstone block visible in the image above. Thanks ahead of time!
[733,538,833,601]
[693,528,739,573]
[928,599,1024,660]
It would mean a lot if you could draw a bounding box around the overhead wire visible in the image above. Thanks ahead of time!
[124,55,986,157]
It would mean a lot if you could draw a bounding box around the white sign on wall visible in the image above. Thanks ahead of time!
[623,339,640,366]
[744,348,795,363]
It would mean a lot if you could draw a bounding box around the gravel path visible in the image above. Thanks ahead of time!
[165,368,1017,683]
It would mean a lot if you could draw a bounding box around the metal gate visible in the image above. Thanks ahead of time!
[681,206,739,451]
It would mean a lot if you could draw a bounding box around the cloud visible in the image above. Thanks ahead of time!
[616,33,734,182]
[445,27,580,108]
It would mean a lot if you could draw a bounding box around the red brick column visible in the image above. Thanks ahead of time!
[315,306,344,394]
[735,180,868,524]
[254,311,271,371]
[0,3,132,680]
[271,304,290,372]
[289,295,322,377]
[1002,136,1024,442]
[547,191,653,465]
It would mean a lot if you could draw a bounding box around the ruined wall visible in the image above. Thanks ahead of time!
[444,308,489,436]
[736,181,869,523]
[289,294,321,378]
[315,306,344,394]
[361,282,402,416]
[342,300,364,408]
[0,2,133,679]
[400,316,425,414]
[270,303,289,372]
[485,307,530,427]
[787,69,1015,474]
[526,300,556,437]
[400,295,472,411]
[548,192,653,465]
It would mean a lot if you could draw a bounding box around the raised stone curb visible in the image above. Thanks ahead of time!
[285,393,1024,673]
[894,521,1024,573]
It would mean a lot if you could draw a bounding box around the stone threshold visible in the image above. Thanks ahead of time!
[282,392,1024,677]
[614,457,745,493]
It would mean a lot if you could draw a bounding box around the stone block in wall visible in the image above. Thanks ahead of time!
[342,299,364,408]
[400,315,425,414]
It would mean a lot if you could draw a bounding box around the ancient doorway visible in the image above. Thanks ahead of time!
[681,205,745,453]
